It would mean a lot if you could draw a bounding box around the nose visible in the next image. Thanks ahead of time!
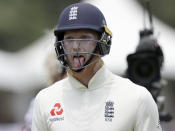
[72,40,79,50]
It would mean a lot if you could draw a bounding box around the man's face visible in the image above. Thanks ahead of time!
[63,29,99,69]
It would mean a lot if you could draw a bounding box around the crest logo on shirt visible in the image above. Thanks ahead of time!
[50,103,63,116]
[104,100,114,122]
[157,120,161,129]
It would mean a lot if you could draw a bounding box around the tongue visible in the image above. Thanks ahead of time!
[73,56,85,68]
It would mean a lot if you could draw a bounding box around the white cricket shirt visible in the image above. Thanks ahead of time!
[32,65,162,131]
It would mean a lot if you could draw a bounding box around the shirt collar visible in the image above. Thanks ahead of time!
[67,65,110,90]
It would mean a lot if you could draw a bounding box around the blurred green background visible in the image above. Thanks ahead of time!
[0,0,80,52]
[0,0,174,52]
[138,0,175,28]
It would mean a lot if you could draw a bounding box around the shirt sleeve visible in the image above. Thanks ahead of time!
[31,93,48,131]
[134,87,162,131]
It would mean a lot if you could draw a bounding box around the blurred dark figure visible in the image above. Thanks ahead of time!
[126,29,164,99]
[125,29,172,122]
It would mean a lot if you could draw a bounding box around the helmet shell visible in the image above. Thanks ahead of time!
[54,3,107,39]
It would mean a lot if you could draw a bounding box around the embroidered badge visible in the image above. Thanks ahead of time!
[104,101,114,122]
[69,6,78,20]
[157,120,161,129]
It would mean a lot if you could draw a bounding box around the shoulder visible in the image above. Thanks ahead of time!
[110,75,157,112]
[116,77,156,111]
[35,78,68,104]
[110,74,142,91]
[110,74,153,103]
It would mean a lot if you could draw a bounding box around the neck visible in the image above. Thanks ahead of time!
[68,59,103,87]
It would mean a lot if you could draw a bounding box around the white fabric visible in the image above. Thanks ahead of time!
[32,65,162,131]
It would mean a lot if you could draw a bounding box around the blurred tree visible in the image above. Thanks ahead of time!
[137,0,175,29]
[0,0,174,52]
[0,0,80,52]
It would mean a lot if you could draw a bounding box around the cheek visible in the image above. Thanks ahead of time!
[82,43,97,52]
[65,55,73,62]
[89,45,96,52]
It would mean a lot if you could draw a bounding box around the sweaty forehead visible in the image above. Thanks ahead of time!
[64,29,99,39]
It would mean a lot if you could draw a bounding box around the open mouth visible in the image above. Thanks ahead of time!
[73,55,86,68]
